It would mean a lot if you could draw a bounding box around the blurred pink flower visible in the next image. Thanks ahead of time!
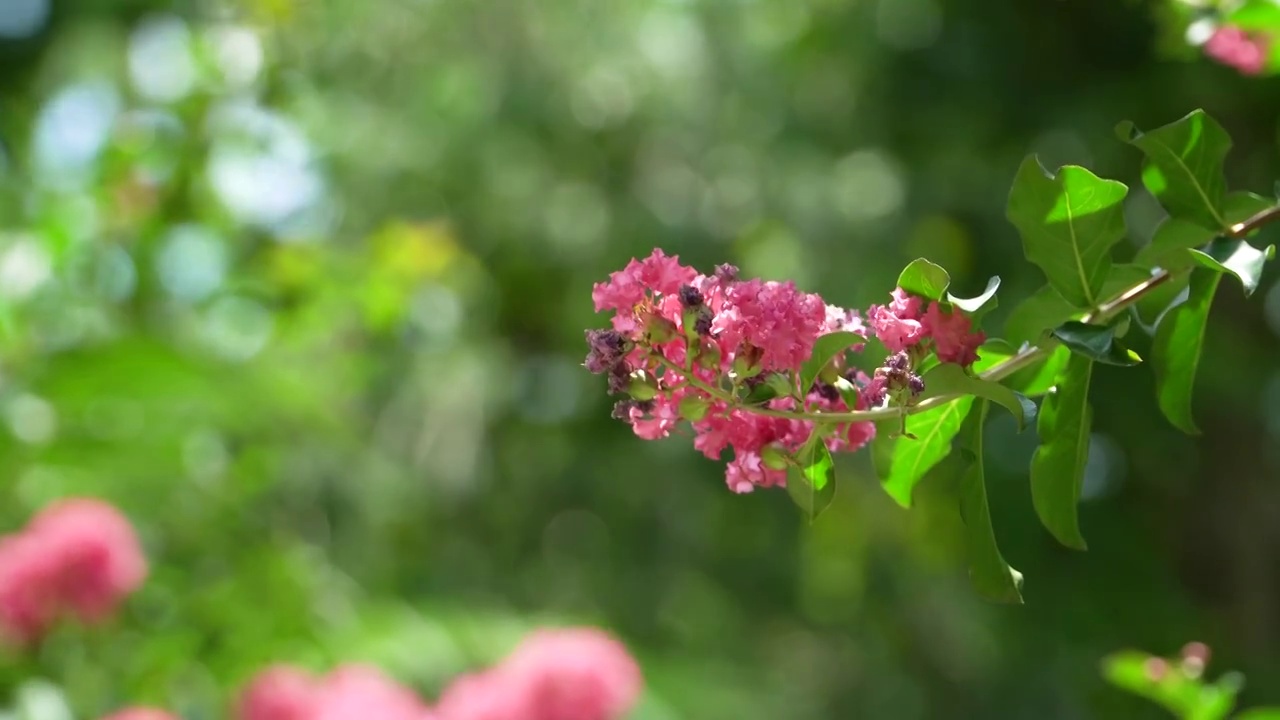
[1205,25,1268,75]
[437,627,642,720]
[0,498,147,645]
[238,663,435,720]
[237,665,320,720]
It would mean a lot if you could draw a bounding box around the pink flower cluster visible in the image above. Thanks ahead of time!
[1204,25,1268,75]
[239,627,642,720]
[866,288,985,367]
[587,249,987,493]
[0,498,148,645]
[239,664,435,720]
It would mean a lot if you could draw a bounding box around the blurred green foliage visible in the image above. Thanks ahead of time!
[0,0,1279,718]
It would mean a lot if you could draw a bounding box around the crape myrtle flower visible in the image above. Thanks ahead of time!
[0,498,148,646]
[586,249,986,493]
[1204,25,1268,76]
[435,627,642,720]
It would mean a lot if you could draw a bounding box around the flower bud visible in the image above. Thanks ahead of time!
[678,395,711,421]
[1144,657,1169,682]
[644,314,678,344]
[678,284,704,308]
[1181,642,1210,679]
[761,443,790,471]
[733,345,764,380]
[714,263,739,282]
[627,370,659,401]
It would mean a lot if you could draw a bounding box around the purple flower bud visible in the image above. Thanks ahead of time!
[693,308,714,336]
[584,329,627,374]
[908,374,925,395]
[607,365,631,395]
[611,400,635,420]
[887,351,910,372]
[714,263,739,282]
[812,382,840,402]
[864,375,889,406]
[678,284,704,308]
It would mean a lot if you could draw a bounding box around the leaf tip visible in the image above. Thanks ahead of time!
[1114,120,1137,143]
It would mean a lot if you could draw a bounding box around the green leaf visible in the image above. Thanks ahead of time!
[799,331,864,393]
[1225,0,1280,31]
[1003,267,1151,346]
[1134,192,1273,270]
[1101,650,1242,720]
[1237,710,1280,720]
[897,258,951,301]
[1152,267,1221,435]
[786,436,836,522]
[1134,271,1190,328]
[1188,238,1277,297]
[1005,345,1070,397]
[1006,156,1129,309]
[947,275,1000,316]
[971,339,1016,374]
[1051,321,1142,367]
[1030,351,1093,550]
[876,397,975,508]
[957,401,1024,603]
[1116,109,1230,231]
[917,362,1034,431]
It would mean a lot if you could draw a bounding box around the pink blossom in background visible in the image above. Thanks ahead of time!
[866,288,926,353]
[0,498,147,645]
[238,663,434,720]
[314,665,434,720]
[433,671,529,720]
[238,665,320,720]
[1204,25,1268,75]
[499,627,643,720]
[436,627,643,720]
[98,708,178,720]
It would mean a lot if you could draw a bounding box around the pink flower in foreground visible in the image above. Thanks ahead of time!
[714,278,828,372]
[99,709,178,720]
[866,288,926,353]
[1204,25,1268,75]
[0,498,147,645]
[921,302,985,366]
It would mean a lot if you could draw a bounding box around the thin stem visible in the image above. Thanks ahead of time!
[1228,205,1280,238]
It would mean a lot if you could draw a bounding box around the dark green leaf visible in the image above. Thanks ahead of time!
[1116,109,1230,231]
[1031,351,1093,549]
[1152,267,1221,435]
[799,331,864,393]
[1005,345,1070,397]
[1134,192,1272,270]
[1051,321,1142,367]
[742,373,791,405]
[947,275,1000,316]
[957,401,1024,603]
[1236,710,1280,720]
[1006,156,1129,309]
[897,258,951,301]
[786,437,836,522]
[876,397,975,508]
[917,362,1033,431]
[1188,238,1277,297]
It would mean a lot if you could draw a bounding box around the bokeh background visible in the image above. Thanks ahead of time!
[1,0,1279,718]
